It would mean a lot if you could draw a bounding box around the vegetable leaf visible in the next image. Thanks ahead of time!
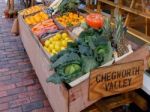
[81,55,99,73]
[51,53,80,68]
[46,73,63,84]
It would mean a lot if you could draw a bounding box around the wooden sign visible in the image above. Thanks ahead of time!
[89,60,144,101]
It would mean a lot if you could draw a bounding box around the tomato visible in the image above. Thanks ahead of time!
[86,13,104,29]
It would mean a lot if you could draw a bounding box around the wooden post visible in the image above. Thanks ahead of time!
[31,0,35,6]
[97,1,101,13]
[124,0,135,26]
[10,0,14,10]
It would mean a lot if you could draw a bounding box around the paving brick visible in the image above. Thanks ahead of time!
[27,84,42,91]
[0,68,9,72]
[0,103,9,111]
[2,107,22,112]
[7,87,27,95]
[0,84,15,91]
[32,107,53,112]
[16,79,35,87]
[0,91,7,98]
[0,94,18,104]
[0,75,11,81]
[18,90,43,99]
[9,97,30,108]
[22,101,44,112]
[30,93,47,102]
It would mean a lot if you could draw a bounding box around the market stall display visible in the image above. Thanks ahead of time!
[17,1,150,112]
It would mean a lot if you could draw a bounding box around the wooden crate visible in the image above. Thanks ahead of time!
[18,15,150,112]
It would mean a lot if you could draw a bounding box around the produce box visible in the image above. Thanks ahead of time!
[53,12,86,28]
[18,13,149,112]
[31,18,64,39]
[39,30,75,58]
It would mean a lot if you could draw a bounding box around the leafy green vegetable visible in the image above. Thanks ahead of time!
[65,64,81,75]
[58,0,80,14]
[51,52,80,68]
[94,41,113,65]
[81,55,99,73]
[46,73,63,84]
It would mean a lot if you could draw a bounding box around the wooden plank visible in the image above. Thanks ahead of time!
[89,60,144,101]
[124,0,135,25]
[131,92,148,111]
[18,15,69,112]
[98,0,117,7]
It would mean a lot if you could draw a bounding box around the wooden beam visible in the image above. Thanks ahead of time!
[131,92,148,111]
[127,27,150,44]
[95,102,111,112]
[124,0,135,26]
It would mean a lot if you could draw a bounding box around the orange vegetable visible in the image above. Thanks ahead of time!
[86,13,104,29]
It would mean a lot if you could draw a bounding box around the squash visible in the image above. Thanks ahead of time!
[86,13,104,29]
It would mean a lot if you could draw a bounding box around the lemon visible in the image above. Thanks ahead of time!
[64,37,70,41]
[48,44,53,50]
[44,40,50,47]
[51,50,57,54]
[54,45,60,51]
[49,37,53,42]
[61,40,67,47]
[67,39,73,43]
[62,33,68,38]
[55,33,61,39]
[53,36,58,41]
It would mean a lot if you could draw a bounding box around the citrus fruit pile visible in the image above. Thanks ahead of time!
[56,12,85,27]
[43,32,73,55]
[24,12,49,25]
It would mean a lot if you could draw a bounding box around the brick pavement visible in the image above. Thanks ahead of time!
[0,0,53,112]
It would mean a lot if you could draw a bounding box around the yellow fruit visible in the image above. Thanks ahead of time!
[61,40,67,47]
[55,33,61,39]
[67,39,73,42]
[51,50,57,54]
[53,36,59,41]
[44,40,50,47]
[64,37,70,41]
[48,44,53,50]
[62,33,68,38]
[54,45,60,51]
